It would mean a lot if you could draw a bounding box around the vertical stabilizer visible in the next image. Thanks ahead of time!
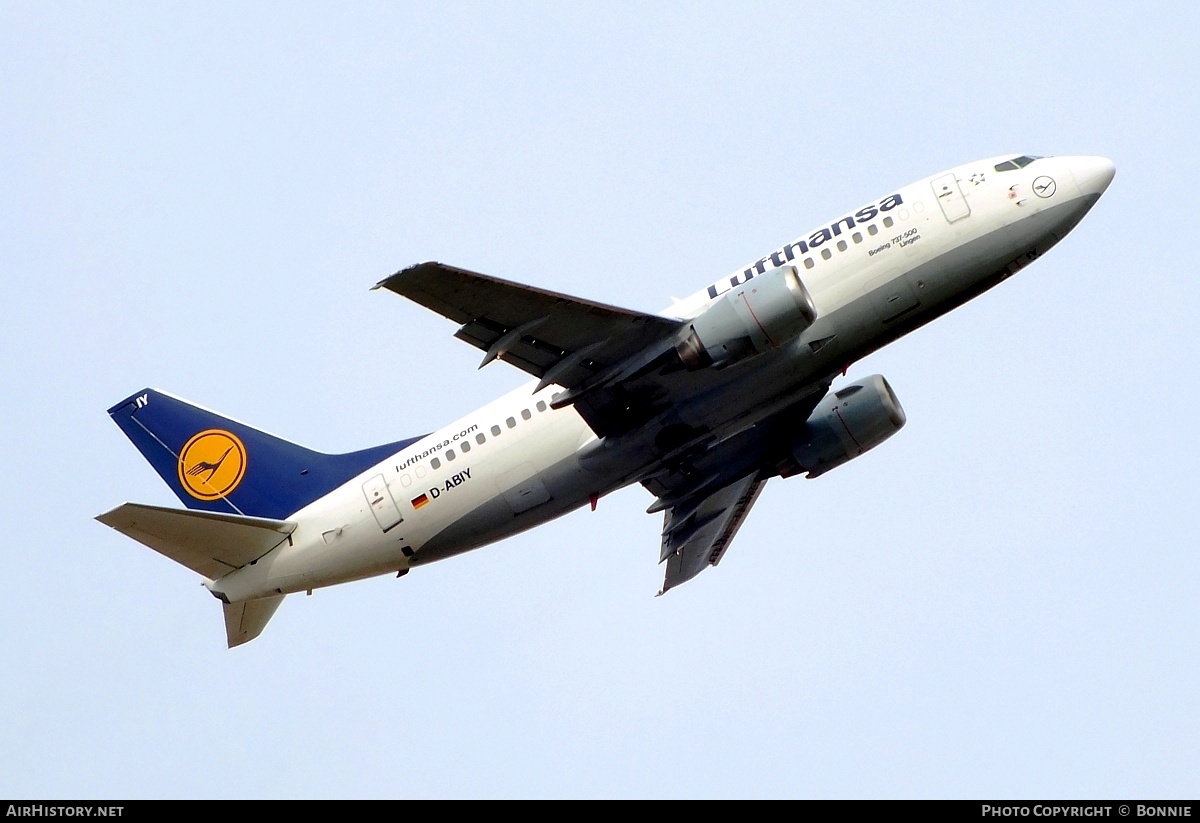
[106,389,423,520]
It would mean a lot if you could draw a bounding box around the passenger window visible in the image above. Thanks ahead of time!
[491,425,501,437]
[430,458,440,470]
[446,449,455,461]
[476,433,486,445]
[883,216,894,228]
[804,257,815,270]
[536,401,547,412]
[868,224,879,236]
[506,416,516,428]
[836,240,847,252]
[461,441,470,453]
[852,232,862,244]
[400,474,412,487]
[821,248,832,260]
[416,465,426,478]
[521,409,531,421]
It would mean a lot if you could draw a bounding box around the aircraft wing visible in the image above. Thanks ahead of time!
[644,385,828,593]
[657,473,768,595]
[374,261,681,395]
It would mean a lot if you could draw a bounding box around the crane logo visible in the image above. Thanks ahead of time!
[1033,176,1056,198]
[178,429,247,501]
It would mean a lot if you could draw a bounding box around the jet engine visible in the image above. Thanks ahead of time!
[780,374,906,479]
[676,265,818,370]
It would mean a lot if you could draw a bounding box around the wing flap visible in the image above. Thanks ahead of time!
[96,502,296,580]
[658,475,768,595]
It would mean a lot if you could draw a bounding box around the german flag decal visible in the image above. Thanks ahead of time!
[411,493,429,509]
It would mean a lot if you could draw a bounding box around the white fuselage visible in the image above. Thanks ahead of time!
[207,155,1114,604]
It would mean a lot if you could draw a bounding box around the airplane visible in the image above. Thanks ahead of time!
[96,153,1115,647]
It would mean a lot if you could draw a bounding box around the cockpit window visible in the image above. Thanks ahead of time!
[994,155,1043,172]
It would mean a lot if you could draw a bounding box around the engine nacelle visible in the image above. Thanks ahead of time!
[781,374,906,479]
[676,265,817,370]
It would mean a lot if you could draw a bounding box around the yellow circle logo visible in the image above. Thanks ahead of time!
[178,429,247,501]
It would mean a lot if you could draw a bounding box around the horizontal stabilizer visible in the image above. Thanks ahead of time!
[96,502,295,580]
[223,595,285,648]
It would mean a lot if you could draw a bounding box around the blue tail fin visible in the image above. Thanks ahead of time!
[108,389,423,520]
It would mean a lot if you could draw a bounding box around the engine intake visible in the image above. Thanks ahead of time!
[781,374,906,479]
[676,265,817,370]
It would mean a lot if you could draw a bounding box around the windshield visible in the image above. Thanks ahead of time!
[993,155,1043,172]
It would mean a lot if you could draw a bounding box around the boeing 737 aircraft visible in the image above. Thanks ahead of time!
[97,154,1114,646]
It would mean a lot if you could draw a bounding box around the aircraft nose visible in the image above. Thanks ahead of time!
[1072,156,1116,196]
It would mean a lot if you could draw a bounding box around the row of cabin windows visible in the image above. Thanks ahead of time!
[427,399,548,471]
[800,215,897,270]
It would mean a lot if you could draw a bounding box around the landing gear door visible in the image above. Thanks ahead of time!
[363,473,403,532]
[932,173,971,223]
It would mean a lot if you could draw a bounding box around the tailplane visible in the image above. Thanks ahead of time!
[95,502,296,647]
[95,502,295,579]
[223,596,286,648]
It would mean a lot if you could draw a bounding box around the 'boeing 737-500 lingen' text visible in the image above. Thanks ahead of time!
[98,154,1114,646]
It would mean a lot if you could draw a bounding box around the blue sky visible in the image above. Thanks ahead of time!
[2,2,1197,798]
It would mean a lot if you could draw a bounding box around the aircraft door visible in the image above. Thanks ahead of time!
[363,473,403,532]
[932,173,971,223]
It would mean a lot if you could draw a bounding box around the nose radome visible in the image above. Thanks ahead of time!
[1072,156,1116,196]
